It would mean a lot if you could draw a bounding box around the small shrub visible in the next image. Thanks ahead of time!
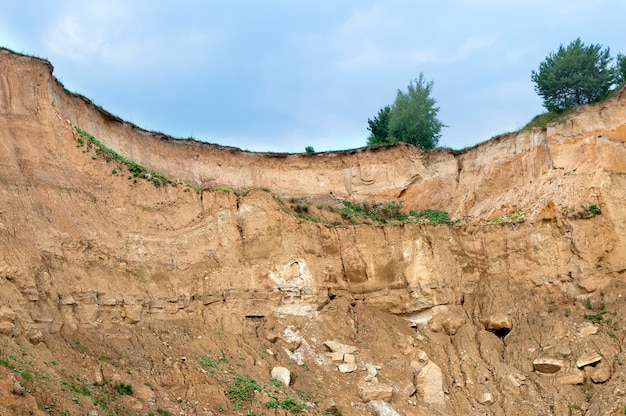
[560,203,602,219]
[584,302,608,324]
[338,200,407,222]
[305,146,315,153]
[198,351,228,374]
[587,204,601,216]
[114,382,133,396]
[410,209,452,224]
[227,375,262,409]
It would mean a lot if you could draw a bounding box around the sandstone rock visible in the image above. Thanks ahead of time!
[506,374,522,387]
[324,340,357,354]
[266,327,301,351]
[576,353,602,368]
[414,361,445,408]
[368,400,400,416]
[0,305,16,322]
[414,349,429,364]
[591,363,611,383]
[12,376,25,396]
[365,363,378,376]
[98,295,120,306]
[410,350,430,374]
[265,330,280,343]
[124,305,142,324]
[402,382,416,397]
[410,360,425,374]
[328,351,344,362]
[429,311,466,335]
[59,296,76,305]
[559,348,572,357]
[271,366,291,386]
[579,324,599,336]
[484,313,513,336]
[26,327,43,344]
[278,337,302,352]
[343,353,355,363]
[556,370,585,385]
[358,379,393,402]
[0,321,15,336]
[338,363,357,373]
[532,357,563,374]
[133,384,156,403]
[477,392,495,405]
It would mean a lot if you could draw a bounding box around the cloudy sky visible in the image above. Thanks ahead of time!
[2,1,625,152]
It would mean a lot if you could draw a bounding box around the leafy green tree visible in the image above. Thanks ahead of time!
[616,53,626,85]
[531,38,615,112]
[366,105,392,145]
[367,74,444,150]
[387,73,444,150]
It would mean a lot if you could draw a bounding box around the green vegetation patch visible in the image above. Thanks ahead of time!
[0,357,32,380]
[338,200,407,222]
[74,127,176,188]
[198,351,229,374]
[409,209,454,224]
[227,374,262,409]
[113,382,133,396]
[519,111,567,131]
[584,302,609,325]
[560,204,602,219]
[266,396,307,413]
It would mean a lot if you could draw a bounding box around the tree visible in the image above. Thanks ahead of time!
[367,73,445,150]
[387,73,444,150]
[616,53,626,85]
[531,38,615,113]
[366,105,392,145]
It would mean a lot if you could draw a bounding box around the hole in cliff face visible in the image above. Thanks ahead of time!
[484,313,513,339]
[489,328,511,338]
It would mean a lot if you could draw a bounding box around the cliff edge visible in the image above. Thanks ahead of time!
[1,48,626,415]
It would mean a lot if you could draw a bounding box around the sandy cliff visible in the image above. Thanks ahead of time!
[1,47,626,415]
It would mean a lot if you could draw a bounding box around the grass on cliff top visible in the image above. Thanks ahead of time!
[518,107,578,131]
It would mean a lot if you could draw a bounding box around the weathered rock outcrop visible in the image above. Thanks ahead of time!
[1,47,626,415]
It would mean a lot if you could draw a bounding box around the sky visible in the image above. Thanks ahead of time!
[1,1,625,153]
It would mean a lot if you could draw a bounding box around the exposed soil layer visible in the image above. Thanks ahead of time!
[2,47,626,415]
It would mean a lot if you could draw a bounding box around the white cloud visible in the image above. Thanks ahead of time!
[453,35,497,61]
[329,4,497,73]
[43,1,134,67]
[42,2,220,73]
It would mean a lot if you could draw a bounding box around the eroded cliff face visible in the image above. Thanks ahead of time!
[1,48,626,415]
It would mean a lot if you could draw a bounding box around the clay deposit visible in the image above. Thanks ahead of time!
[1,47,626,415]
